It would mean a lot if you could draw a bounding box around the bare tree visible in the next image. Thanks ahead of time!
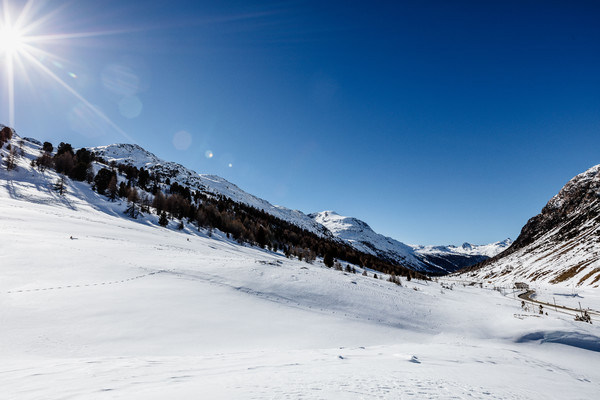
[125,187,140,218]
[107,176,118,201]
[53,175,67,195]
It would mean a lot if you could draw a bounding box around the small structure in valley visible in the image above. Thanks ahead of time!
[515,282,529,290]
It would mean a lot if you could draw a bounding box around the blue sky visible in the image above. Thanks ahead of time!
[2,0,599,245]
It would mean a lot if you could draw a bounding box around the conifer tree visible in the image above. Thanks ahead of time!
[42,141,53,153]
[256,225,267,248]
[0,125,13,146]
[324,252,334,268]
[118,181,128,198]
[4,146,16,170]
[158,211,169,227]
[94,168,115,194]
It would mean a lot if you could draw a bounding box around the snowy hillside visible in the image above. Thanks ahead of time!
[91,143,330,237]
[2,134,600,398]
[311,210,509,274]
[458,164,600,287]
[310,211,426,270]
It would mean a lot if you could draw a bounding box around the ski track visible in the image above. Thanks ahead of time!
[4,271,166,294]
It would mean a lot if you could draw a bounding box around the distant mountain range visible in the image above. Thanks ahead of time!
[411,239,513,273]
[310,210,510,274]
[458,164,600,287]
[92,143,509,274]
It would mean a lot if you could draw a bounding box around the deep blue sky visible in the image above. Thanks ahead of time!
[2,0,599,245]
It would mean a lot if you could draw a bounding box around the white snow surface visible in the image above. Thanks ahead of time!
[91,143,330,237]
[1,138,600,399]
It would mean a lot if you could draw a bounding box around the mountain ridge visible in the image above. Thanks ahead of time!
[92,143,331,238]
[457,163,600,287]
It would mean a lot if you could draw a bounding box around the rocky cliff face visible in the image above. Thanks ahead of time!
[512,165,600,253]
[458,165,600,287]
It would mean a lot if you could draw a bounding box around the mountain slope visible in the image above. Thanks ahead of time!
[92,144,330,237]
[310,211,509,274]
[458,164,600,287]
[310,210,426,271]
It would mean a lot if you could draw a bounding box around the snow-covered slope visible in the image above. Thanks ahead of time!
[2,136,600,399]
[311,211,510,274]
[459,164,600,287]
[91,143,330,237]
[310,211,427,271]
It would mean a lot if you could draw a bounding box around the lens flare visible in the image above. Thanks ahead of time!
[119,96,143,119]
[172,130,192,150]
[205,150,214,159]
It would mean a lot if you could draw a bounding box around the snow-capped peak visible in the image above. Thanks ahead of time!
[411,239,513,258]
[310,210,429,271]
[310,211,373,236]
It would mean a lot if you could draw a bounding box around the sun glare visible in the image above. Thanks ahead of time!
[0,25,24,55]
[1,1,136,140]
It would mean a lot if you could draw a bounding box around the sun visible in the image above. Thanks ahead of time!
[0,1,136,140]
[0,24,25,55]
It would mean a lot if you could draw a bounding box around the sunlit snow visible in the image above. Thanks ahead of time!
[1,137,599,399]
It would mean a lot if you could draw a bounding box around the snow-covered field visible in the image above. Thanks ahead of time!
[2,158,600,399]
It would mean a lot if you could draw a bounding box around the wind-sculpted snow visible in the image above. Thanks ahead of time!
[92,144,330,237]
[1,137,600,399]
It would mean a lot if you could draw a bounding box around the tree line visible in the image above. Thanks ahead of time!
[7,133,425,280]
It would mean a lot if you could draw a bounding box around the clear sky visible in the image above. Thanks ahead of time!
[2,0,599,245]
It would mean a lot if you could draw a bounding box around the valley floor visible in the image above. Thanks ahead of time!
[1,174,600,399]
